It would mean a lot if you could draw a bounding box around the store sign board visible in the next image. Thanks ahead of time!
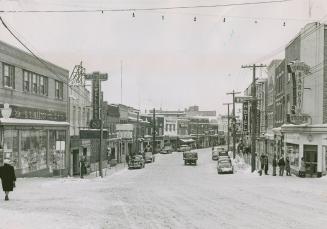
[235,96,252,103]
[0,104,66,121]
[289,114,309,125]
[117,131,133,139]
[242,102,249,132]
[80,129,108,139]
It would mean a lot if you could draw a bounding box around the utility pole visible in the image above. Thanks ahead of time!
[223,103,232,152]
[152,108,156,154]
[136,112,140,154]
[241,64,266,172]
[226,90,241,159]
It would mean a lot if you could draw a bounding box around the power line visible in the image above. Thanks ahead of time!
[0,16,68,84]
[0,0,294,13]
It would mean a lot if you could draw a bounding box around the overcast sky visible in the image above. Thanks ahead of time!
[1,0,327,114]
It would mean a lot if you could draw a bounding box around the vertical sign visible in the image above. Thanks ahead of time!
[242,102,248,133]
[92,79,100,120]
[257,110,261,135]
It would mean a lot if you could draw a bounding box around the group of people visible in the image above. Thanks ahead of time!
[0,158,16,201]
[259,154,291,176]
[259,154,306,177]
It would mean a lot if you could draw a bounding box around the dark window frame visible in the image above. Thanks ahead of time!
[3,63,15,89]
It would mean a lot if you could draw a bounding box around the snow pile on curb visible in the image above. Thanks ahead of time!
[232,155,250,172]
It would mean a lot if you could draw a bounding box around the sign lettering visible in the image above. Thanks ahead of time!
[242,102,248,133]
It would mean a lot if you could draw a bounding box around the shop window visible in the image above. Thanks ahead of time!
[3,130,19,168]
[55,81,63,100]
[3,63,15,88]
[286,143,299,167]
[20,130,47,173]
[49,130,66,170]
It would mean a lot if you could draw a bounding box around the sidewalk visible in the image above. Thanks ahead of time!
[84,162,127,179]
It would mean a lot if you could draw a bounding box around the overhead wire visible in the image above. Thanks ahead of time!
[0,0,295,13]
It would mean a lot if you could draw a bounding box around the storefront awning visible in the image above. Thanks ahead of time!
[0,118,69,127]
[180,138,195,143]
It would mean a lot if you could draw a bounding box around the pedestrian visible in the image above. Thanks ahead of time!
[278,155,285,176]
[80,155,87,178]
[264,155,269,175]
[0,158,16,201]
[299,157,306,178]
[285,156,291,176]
[259,154,264,176]
[272,154,277,176]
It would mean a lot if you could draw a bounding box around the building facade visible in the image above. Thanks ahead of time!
[0,40,69,177]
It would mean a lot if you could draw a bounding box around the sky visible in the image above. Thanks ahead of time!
[0,0,327,115]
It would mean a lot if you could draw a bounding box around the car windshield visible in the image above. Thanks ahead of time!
[219,163,231,168]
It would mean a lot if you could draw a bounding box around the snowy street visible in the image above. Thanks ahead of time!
[1,148,327,229]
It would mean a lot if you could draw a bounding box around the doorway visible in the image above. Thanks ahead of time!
[303,145,318,177]
[72,149,80,175]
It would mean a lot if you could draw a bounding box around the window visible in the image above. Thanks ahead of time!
[55,81,63,99]
[3,63,15,88]
[39,76,48,95]
[23,70,30,92]
[32,73,38,93]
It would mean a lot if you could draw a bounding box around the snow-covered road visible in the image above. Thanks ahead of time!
[1,148,327,229]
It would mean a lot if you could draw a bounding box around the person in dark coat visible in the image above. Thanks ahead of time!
[264,155,269,175]
[0,159,16,201]
[278,156,285,176]
[285,157,291,176]
[272,154,277,176]
[80,155,87,178]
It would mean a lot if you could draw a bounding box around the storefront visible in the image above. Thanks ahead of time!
[282,124,327,177]
[0,118,69,177]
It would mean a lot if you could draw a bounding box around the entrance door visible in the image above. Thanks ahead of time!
[303,145,318,177]
[72,149,80,175]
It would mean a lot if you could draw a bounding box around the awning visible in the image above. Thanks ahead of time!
[180,138,195,143]
[0,118,69,127]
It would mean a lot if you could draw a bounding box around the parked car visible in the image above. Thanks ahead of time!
[128,155,145,169]
[144,151,155,163]
[217,160,234,174]
[160,145,173,154]
[183,150,198,165]
[212,151,219,160]
[178,145,191,152]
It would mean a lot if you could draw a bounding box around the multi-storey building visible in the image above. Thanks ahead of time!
[0,40,69,177]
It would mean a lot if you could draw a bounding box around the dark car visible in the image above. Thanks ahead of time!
[183,150,198,165]
[128,155,145,169]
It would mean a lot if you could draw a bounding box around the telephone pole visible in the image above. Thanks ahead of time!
[241,64,266,172]
[152,108,156,154]
[226,90,241,159]
[223,103,232,152]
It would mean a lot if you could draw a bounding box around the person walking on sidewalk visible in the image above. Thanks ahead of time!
[259,154,264,176]
[285,156,291,176]
[272,154,277,176]
[0,158,16,201]
[264,155,269,175]
[299,157,306,178]
[278,155,285,176]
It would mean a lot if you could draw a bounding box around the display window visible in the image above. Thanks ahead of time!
[2,129,19,168]
[49,130,66,169]
[20,130,47,173]
[286,143,299,167]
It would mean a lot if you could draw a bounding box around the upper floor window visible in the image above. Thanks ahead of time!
[3,63,15,88]
[39,76,48,96]
[32,73,38,93]
[55,80,63,100]
[23,70,30,92]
